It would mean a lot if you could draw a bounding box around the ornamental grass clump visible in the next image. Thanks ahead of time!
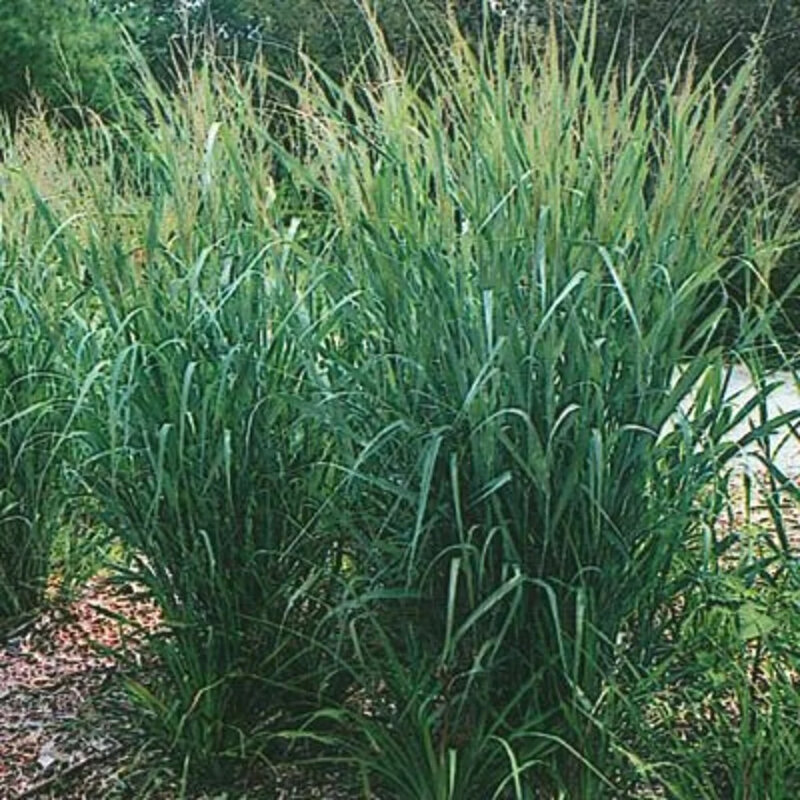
[277,4,799,794]
[14,55,353,781]
[84,252,347,777]
[5,2,799,793]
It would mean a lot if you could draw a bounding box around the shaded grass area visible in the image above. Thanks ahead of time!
[2,476,798,798]
[1,3,800,797]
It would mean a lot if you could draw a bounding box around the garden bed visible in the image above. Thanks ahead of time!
[2,470,798,799]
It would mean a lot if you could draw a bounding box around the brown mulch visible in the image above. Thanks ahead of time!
[0,576,162,800]
[0,579,357,800]
[716,470,800,554]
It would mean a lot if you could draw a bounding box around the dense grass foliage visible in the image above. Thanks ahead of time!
[284,12,799,796]
[0,283,63,621]
[0,182,77,622]
[1,58,356,775]
[81,253,353,774]
[1,4,799,796]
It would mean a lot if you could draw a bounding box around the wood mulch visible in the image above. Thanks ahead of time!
[0,578,356,799]
[0,576,161,799]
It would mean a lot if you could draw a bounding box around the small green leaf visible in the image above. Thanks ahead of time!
[737,602,778,641]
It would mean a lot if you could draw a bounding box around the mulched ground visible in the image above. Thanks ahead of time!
[1,472,798,799]
[0,578,356,799]
[0,577,162,799]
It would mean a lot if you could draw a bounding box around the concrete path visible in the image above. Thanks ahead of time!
[719,365,800,476]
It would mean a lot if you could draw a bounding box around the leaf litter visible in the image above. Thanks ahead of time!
[0,574,163,799]
[0,574,367,799]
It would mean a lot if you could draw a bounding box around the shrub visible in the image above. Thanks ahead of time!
[0,0,127,116]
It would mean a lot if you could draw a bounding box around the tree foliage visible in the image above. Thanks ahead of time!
[0,0,125,115]
[107,0,453,80]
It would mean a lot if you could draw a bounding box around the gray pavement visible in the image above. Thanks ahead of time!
[714,365,800,476]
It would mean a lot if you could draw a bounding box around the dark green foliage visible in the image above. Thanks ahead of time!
[276,9,799,792]
[76,216,352,779]
[0,0,126,116]
[611,498,800,798]
[598,1,800,188]
[103,0,450,83]
[0,266,68,623]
